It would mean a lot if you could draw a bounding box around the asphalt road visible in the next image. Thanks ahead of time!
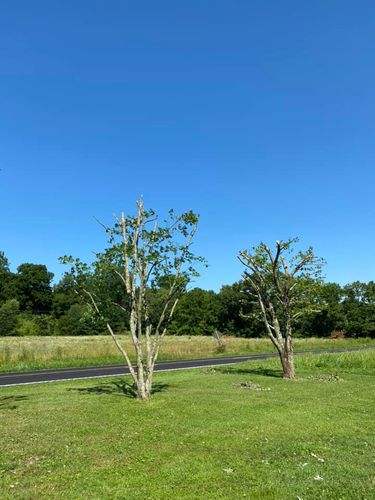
[0,346,372,387]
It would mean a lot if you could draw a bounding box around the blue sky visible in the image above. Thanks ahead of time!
[1,1,374,290]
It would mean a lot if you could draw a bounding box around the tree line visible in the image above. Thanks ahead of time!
[0,251,374,339]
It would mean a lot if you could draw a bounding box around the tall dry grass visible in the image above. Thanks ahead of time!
[237,345,375,375]
[295,348,375,373]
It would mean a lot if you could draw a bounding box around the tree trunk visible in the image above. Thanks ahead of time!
[136,383,148,400]
[136,379,151,400]
[135,361,152,401]
[279,349,295,379]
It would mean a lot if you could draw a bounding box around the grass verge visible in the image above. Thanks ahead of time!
[0,349,374,498]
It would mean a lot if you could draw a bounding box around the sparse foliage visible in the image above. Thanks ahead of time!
[238,238,324,379]
[61,197,204,400]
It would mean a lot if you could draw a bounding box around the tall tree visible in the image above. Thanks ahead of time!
[217,281,263,337]
[342,281,375,337]
[14,264,54,314]
[62,198,204,400]
[169,288,219,335]
[238,238,324,379]
[296,282,347,337]
[0,251,13,304]
[0,251,10,273]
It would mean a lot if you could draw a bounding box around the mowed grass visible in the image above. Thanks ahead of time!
[0,350,374,499]
[1,335,374,372]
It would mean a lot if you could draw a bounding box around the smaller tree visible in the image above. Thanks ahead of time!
[52,274,80,318]
[0,299,20,336]
[56,304,102,336]
[238,238,324,379]
[62,198,204,400]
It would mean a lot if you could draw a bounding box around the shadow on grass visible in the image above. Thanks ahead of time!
[218,366,283,378]
[69,379,170,399]
[0,395,29,410]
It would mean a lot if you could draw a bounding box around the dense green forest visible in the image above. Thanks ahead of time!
[0,251,374,338]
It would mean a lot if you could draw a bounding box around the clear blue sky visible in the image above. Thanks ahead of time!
[1,1,374,290]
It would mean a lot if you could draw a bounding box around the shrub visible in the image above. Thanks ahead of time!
[56,304,103,336]
[34,315,56,336]
[0,299,20,336]
[15,314,39,336]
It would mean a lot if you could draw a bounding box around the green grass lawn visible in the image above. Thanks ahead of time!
[1,335,374,372]
[0,349,374,499]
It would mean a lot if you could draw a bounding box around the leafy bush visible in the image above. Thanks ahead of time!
[0,299,20,336]
[34,315,56,336]
[56,304,103,336]
[15,314,39,336]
